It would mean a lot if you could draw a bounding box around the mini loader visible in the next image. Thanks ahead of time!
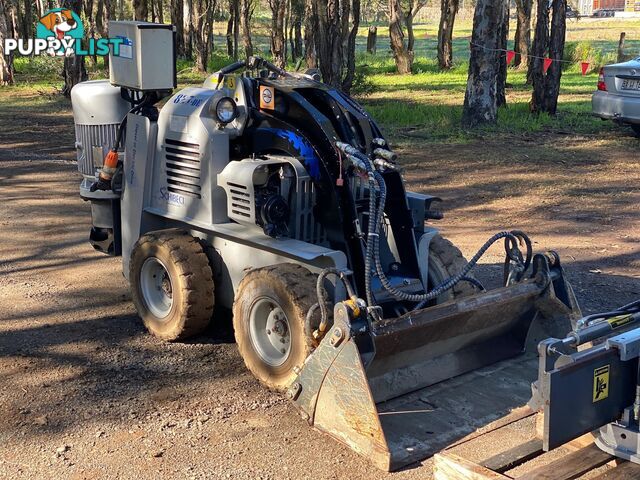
[71,21,581,471]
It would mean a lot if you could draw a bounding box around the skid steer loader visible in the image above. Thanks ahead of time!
[71,21,581,471]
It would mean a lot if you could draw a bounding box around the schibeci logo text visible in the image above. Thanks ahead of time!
[3,8,122,56]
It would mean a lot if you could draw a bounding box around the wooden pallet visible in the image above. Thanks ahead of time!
[433,407,640,480]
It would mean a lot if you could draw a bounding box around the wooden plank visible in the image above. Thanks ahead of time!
[564,432,596,452]
[591,461,640,480]
[515,444,613,480]
[434,452,511,480]
[448,406,536,449]
[481,439,544,473]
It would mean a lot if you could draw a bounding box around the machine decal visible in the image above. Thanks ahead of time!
[608,314,633,328]
[159,187,186,206]
[115,35,133,59]
[169,115,188,133]
[593,365,610,402]
[224,75,236,90]
[265,128,321,180]
[173,93,205,108]
[260,86,275,110]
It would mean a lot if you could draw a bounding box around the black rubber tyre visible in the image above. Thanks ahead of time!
[233,264,317,391]
[130,229,214,341]
[428,234,478,302]
[630,124,640,138]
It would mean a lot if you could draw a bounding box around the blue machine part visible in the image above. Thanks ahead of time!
[264,128,322,180]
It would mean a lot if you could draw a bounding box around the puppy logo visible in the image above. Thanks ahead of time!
[36,8,84,56]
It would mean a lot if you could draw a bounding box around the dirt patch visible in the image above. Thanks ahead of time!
[0,90,638,479]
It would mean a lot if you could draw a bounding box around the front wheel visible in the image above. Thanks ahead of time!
[129,230,215,341]
[630,124,640,138]
[233,264,317,391]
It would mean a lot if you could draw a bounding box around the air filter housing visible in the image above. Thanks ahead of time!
[70,80,130,176]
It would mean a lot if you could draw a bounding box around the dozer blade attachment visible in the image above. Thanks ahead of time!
[288,254,581,471]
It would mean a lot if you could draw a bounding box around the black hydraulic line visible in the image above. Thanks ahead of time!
[577,299,640,329]
[364,170,377,307]
[335,142,528,313]
[562,310,640,348]
[369,167,521,304]
[461,275,486,291]
[309,268,357,338]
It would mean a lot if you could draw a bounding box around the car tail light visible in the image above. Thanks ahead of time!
[597,67,607,91]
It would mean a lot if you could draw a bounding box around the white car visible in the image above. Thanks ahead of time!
[592,58,640,137]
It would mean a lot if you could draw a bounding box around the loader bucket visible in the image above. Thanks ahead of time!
[287,254,580,471]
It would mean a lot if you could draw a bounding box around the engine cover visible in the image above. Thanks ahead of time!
[217,156,326,242]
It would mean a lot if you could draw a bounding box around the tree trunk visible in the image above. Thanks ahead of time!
[96,0,111,70]
[157,0,164,23]
[294,17,302,60]
[134,0,148,20]
[233,0,239,58]
[84,0,97,64]
[184,0,193,59]
[193,0,216,71]
[529,0,550,110]
[0,0,14,85]
[23,0,32,39]
[304,0,317,67]
[269,0,287,68]
[227,1,234,57]
[404,12,415,52]
[35,0,45,17]
[496,0,509,107]
[617,32,626,62]
[462,0,505,127]
[284,0,289,62]
[61,0,88,96]
[289,0,303,61]
[342,0,359,93]
[366,25,377,54]
[437,0,459,69]
[314,0,346,87]
[389,0,412,74]
[171,0,184,56]
[542,0,565,114]
[513,0,532,68]
[226,0,239,58]
[240,0,253,58]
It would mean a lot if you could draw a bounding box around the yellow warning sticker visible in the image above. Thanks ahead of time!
[593,365,610,403]
[260,85,275,110]
[608,314,633,329]
[224,75,236,90]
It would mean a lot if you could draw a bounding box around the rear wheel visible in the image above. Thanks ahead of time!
[428,234,478,302]
[630,124,640,138]
[233,264,317,391]
[130,230,214,341]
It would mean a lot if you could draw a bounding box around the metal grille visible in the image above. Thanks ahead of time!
[74,123,119,175]
[294,178,327,244]
[164,138,201,199]
[227,182,254,219]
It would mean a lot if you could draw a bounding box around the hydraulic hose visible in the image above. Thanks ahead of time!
[307,268,357,339]
[335,143,528,314]
[369,153,523,305]
[364,170,378,307]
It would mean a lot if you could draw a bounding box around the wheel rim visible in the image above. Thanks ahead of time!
[248,297,291,367]
[140,257,173,319]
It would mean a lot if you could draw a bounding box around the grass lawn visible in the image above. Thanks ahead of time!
[3,17,639,144]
